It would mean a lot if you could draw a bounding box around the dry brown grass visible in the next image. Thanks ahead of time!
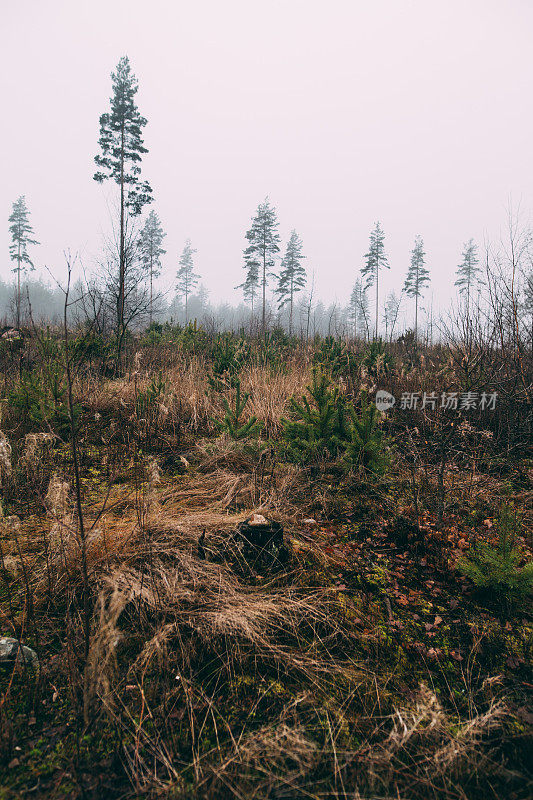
[242,362,311,436]
[0,344,530,800]
[81,354,312,442]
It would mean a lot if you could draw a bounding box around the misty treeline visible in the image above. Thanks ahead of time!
[6,57,533,355]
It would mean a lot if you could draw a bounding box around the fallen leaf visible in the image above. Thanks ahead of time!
[450,650,463,661]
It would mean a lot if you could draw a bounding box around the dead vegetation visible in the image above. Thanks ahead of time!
[0,333,531,799]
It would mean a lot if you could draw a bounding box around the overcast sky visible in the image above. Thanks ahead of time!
[2,0,532,321]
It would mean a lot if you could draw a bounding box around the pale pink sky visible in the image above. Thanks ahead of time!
[2,0,532,318]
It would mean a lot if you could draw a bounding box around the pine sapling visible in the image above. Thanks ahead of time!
[458,504,533,612]
[281,370,346,466]
[344,395,389,476]
[216,378,262,440]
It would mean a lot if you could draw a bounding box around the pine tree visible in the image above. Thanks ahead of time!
[455,239,480,319]
[240,198,281,330]
[403,235,429,341]
[176,239,199,324]
[344,395,389,476]
[8,196,39,328]
[93,56,152,356]
[281,370,346,467]
[361,222,389,340]
[383,291,401,342]
[458,504,533,611]
[275,230,306,334]
[139,210,166,326]
[215,378,262,439]
[349,279,369,340]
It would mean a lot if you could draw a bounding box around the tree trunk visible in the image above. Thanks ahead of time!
[262,251,266,332]
[149,251,153,327]
[16,240,21,329]
[117,122,125,370]
[375,267,379,340]
[289,278,294,336]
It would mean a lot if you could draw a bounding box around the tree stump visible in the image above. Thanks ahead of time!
[235,513,286,569]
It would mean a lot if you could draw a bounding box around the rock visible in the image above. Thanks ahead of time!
[302,518,317,525]
[235,514,287,569]
[0,637,39,671]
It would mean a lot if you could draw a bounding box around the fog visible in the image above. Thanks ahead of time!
[2,0,532,326]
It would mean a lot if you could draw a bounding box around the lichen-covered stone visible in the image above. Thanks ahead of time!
[0,637,39,670]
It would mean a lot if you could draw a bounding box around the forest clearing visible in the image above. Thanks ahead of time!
[2,2,532,796]
[0,328,530,798]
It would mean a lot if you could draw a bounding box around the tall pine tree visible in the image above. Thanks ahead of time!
[94,56,152,356]
[455,239,480,320]
[139,210,166,326]
[383,291,401,342]
[8,196,39,328]
[361,222,389,340]
[176,239,199,324]
[403,235,429,341]
[349,279,369,340]
[240,198,281,330]
[276,230,306,334]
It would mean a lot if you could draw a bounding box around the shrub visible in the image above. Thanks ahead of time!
[257,329,294,372]
[458,504,533,611]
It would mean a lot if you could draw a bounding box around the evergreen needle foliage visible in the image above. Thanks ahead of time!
[239,198,281,327]
[282,372,389,474]
[362,338,393,378]
[9,195,39,328]
[139,209,166,324]
[275,229,306,334]
[458,504,533,610]
[403,235,429,341]
[312,336,358,380]
[281,370,347,466]
[216,378,262,440]
[208,334,251,391]
[361,221,390,340]
[344,395,389,475]
[176,238,199,324]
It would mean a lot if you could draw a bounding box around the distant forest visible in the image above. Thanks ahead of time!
[6,56,532,348]
[3,276,375,341]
